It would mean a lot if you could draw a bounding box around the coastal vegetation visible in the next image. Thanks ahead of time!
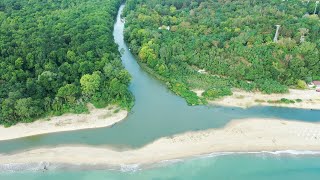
[267,98,297,104]
[123,0,320,105]
[0,0,133,126]
[256,98,301,104]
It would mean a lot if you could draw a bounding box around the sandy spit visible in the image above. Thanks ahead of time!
[0,105,128,141]
[1,118,320,167]
[193,89,320,110]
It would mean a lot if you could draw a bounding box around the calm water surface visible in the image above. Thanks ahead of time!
[1,5,320,179]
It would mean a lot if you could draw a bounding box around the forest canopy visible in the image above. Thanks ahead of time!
[0,0,133,126]
[124,0,320,105]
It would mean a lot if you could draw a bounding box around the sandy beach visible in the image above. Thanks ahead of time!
[1,118,320,168]
[194,89,320,110]
[0,105,128,141]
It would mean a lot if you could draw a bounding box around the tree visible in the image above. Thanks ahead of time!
[80,72,101,98]
[15,98,39,119]
[66,50,76,62]
[138,44,157,64]
[37,71,57,91]
[57,84,79,103]
[1,98,15,123]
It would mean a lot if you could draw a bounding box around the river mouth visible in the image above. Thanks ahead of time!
[0,4,320,155]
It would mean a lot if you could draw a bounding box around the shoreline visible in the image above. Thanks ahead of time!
[193,89,320,110]
[0,105,128,141]
[1,118,320,169]
[1,150,320,172]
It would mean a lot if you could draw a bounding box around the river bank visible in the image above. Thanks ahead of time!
[193,89,320,110]
[1,118,320,168]
[0,105,127,141]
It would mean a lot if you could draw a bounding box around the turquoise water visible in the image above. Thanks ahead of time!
[1,153,320,179]
[1,5,320,179]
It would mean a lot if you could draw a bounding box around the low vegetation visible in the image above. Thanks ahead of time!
[267,98,301,104]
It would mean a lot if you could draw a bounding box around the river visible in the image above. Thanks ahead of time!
[1,5,320,179]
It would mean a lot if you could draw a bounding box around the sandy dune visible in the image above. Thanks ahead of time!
[1,118,320,167]
[0,105,128,141]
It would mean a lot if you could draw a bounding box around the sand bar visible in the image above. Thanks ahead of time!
[194,89,320,110]
[0,105,128,141]
[1,118,320,167]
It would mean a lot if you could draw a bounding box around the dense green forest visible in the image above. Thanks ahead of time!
[0,0,133,126]
[124,0,320,105]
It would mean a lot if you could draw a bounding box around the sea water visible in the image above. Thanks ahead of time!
[1,152,320,179]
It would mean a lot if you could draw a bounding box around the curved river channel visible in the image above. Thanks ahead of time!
[0,5,320,154]
[1,5,320,179]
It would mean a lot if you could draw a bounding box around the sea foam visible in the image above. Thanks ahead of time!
[120,163,141,172]
[0,161,53,172]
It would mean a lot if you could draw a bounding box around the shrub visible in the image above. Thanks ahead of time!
[170,82,201,105]
[267,98,295,104]
[236,80,256,92]
[313,76,320,81]
[257,79,288,94]
[297,80,307,89]
[280,98,295,104]
[202,87,233,100]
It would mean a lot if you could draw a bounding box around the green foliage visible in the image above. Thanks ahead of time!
[280,98,296,104]
[296,80,307,89]
[202,88,233,100]
[267,98,296,104]
[257,79,289,94]
[313,76,320,81]
[124,0,319,103]
[80,72,101,98]
[15,98,42,120]
[169,82,201,105]
[234,81,256,92]
[57,84,79,104]
[0,0,133,125]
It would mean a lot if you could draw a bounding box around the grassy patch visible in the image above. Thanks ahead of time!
[267,98,296,104]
